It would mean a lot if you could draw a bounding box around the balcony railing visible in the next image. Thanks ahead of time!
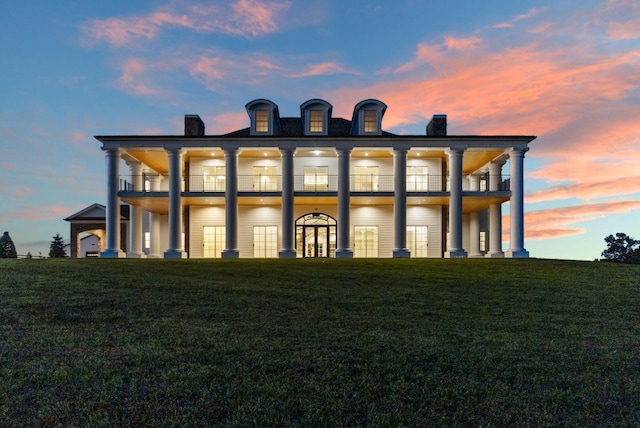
[118,174,510,193]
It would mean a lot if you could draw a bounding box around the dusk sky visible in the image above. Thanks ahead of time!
[1,0,639,260]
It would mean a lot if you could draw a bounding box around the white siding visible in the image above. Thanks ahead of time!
[238,206,281,258]
[407,205,442,257]
[351,205,394,257]
[189,206,226,258]
[294,156,338,176]
[407,157,443,191]
[189,157,225,192]
[351,158,393,176]
[238,157,280,176]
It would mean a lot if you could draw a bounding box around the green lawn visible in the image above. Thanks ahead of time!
[1,258,639,426]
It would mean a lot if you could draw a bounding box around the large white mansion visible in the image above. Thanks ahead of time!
[93,98,534,259]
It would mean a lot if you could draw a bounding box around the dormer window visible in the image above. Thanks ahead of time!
[246,99,280,136]
[255,110,269,133]
[300,99,332,136]
[350,99,387,136]
[364,110,377,133]
[309,110,323,133]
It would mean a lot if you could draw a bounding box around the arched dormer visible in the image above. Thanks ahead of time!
[300,99,333,136]
[350,99,387,136]
[245,99,281,136]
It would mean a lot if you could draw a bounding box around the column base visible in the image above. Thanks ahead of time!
[221,250,240,259]
[336,249,353,258]
[126,253,147,259]
[393,249,411,258]
[100,250,126,258]
[506,249,530,258]
[147,254,163,259]
[445,249,468,258]
[164,250,187,259]
[485,252,504,258]
[278,249,297,259]
[468,252,484,258]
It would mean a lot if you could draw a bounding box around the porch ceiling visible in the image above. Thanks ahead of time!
[124,147,505,176]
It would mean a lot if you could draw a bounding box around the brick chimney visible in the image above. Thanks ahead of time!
[184,114,205,137]
[426,114,447,136]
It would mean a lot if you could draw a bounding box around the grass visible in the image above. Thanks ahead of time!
[1,258,639,427]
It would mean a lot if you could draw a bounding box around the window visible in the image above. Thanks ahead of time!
[203,166,225,192]
[354,166,379,191]
[144,232,150,250]
[255,110,269,133]
[479,176,488,192]
[407,166,429,192]
[354,226,378,258]
[253,166,278,191]
[407,226,428,257]
[254,226,278,258]
[309,110,323,133]
[480,231,487,252]
[363,110,377,133]
[203,226,225,258]
[304,166,328,191]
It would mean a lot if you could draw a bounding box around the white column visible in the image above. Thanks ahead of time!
[126,160,146,258]
[100,148,125,258]
[393,144,410,258]
[446,147,467,258]
[279,145,296,258]
[336,144,353,258]
[468,174,481,257]
[506,147,530,258]
[164,147,185,258]
[148,173,162,258]
[486,161,505,258]
[222,146,239,258]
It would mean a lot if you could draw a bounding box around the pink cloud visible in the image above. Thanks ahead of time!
[489,7,541,29]
[443,36,482,51]
[503,200,640,241]
[210,112,249,134]
[526,176,640,203]
[287,62,358,78]
[0,186,34,200]
[322,5,640,206]
[117,58,159,95]
[607,19,640,39]
[0,205,72,222]
[82,0,290,46]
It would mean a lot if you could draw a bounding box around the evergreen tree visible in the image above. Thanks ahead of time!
[49,233,67,258]
[0,231,18,258]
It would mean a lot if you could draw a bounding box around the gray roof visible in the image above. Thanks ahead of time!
[223,117,398,138]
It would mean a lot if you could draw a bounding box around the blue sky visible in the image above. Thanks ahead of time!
[1,0,639,259]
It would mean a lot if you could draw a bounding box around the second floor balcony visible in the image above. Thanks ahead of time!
[119,174,510,194]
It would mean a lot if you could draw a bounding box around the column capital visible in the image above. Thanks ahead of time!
[102,147,120,155]
[221,142,240,152]
[392,142,412,152]
[509,145,530,157]
[278,142,297,152]
[446,145,467,156]
[335,142,354,152]
[164,146,183,155]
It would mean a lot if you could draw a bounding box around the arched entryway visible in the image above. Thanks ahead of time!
[296,213,337,258]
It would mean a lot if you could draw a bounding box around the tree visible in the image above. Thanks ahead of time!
[0,231,17,258]
[49,233,67,258]
[601,233,640,263]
